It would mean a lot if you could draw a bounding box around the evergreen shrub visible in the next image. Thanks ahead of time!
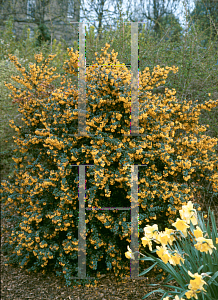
[1,43,218,289]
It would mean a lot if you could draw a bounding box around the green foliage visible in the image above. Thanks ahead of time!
[158,13,184,43]
[187,0,218,47]
[35,23,51,49]
[0,20,77,182]
[0,55,29,180]
[0,16,17,59]
[1,43,218,292]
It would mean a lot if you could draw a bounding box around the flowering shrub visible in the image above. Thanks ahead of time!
[125,201,218,299]
[1,43,218,290]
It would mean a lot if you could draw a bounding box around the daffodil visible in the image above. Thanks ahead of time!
[163,295,185,300]
[174,296,185,300]
[168,250,185,266]
[125,245,135,260]
[193,226,203,239]
[141,236,153,251]
[163,296,185,300]
[185,289,200,299]
[179,201,198,225]
[188,270,208,292]
[172,218,189,237]
[156,245,171,264]
[143,224,159,240]
[126,201,218,300]
[155,231,172,246]
[164,228,176,245]
[194,237,216,254]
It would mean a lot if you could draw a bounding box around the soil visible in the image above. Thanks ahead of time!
[1,194,218,300]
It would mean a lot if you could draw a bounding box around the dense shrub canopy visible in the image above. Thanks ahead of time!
[1,43,218,289]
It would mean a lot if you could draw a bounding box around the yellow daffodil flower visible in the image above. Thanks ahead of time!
[164,228,176,245]
[156,245,171,264]
[174,296,185,300]
[141,236,153,251]
[194,237,216,254]
[156,231,172,246]
[172,218,189,237]
[125,245,135,260]
[185,289,200,299]
[163,296,185,300]
[143,224,159,240]
[188,271,208,291]
[169,250,185,266]
[179,201,198,225]
[193,226,204,239]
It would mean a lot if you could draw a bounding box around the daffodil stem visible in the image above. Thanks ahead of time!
[132,250,147,257]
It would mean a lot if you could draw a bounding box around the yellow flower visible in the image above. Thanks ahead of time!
[168,250,185,266]
[193,226,203,239]
[179,201,198,225]
[156,231,172,246]
[188,271,208,292]
[185,289,199,299]
[216,238,218,244]
[172,218,189,237]
[141,236,153,251]
[194,237,216,254]
[164,228,176,245]
[163,297,185,300]
[143,224,159,240]
[188,212,198,226]
[125,245,135,260]
[156,245,171,264]
[174,296,185,300]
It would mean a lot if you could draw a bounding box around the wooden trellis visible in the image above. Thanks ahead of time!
[69,21,148,280]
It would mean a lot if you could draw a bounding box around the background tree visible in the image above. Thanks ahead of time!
[35,23,51,48]
[122,0,182,38]
[157,13,183,43]
[79,0,132,42]
[186,0,218,48]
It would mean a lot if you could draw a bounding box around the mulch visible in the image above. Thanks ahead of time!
[1,210,180,300]
[1,258,174,300]
[1,192,217,300]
